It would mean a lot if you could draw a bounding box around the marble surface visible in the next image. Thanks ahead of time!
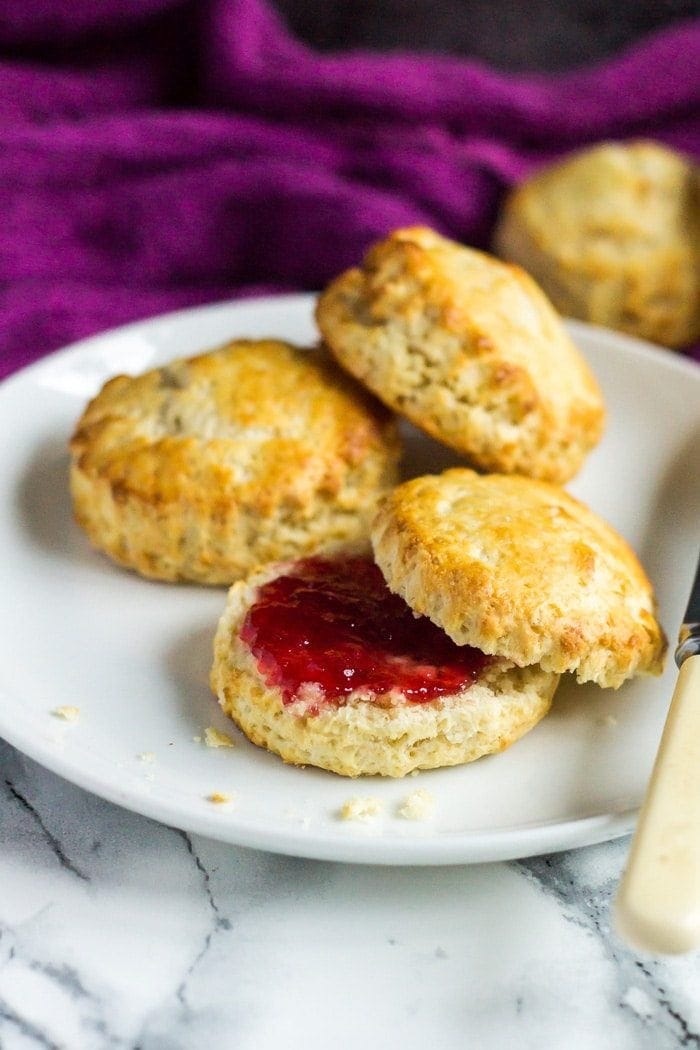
[2,739,700,1049]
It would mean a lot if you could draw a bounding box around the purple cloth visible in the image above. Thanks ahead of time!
[1,0,699,378]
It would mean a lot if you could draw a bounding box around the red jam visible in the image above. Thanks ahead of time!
[240,556,491,706]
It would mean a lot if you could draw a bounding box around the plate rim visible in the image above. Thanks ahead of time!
[1,293,698,865]
[0,688,638,864]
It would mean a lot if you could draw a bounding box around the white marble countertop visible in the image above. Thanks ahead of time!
[2,738,700,1050]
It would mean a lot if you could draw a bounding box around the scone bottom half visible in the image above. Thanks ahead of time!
[316,225,606,485]
[69,339,402,585]
[372,469,667,690]
[211,553,560,778]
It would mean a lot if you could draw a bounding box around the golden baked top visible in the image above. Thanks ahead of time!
[371,469,666,688]
[494,140,700,348]
[316,227,605,484]
[70,339,399,516]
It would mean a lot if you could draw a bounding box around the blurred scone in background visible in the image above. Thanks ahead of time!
[494,141,700,349]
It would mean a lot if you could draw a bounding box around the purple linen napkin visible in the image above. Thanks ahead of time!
[1,0,698,377]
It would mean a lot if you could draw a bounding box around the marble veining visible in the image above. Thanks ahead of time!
[519,855,700,1047]
[2,736,700,1050]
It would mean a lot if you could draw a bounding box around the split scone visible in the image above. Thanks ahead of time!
[493,141,700,349]
[211,470,666,777]
[70,340,401,584]
[316,226,605,484]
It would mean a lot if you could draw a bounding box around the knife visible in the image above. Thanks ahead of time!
[614,550,700,954]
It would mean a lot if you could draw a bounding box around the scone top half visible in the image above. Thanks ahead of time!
[372,469,667,690]
[316,226,605,485]
[70,339,401,584]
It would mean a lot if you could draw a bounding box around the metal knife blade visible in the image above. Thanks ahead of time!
[676,548,700,667]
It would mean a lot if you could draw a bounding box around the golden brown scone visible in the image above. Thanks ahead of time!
[372,469,667,689]
[211,560,559,778]
[494,141,700,349]
[316,226,604,485]
[70,340,401,584]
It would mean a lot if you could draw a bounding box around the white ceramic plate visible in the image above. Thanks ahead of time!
[1,294,698,864]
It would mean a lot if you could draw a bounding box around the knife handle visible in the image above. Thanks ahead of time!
[614,653,700,954]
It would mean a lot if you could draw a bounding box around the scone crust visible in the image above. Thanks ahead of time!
[494,141,700,349]
[316,226,604,484]
[372,469,666,688]
[211,562,559,778]
[70,340,401,583]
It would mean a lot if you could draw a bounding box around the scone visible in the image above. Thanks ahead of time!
[372,469,667,688]
[316,226,604,484]
[211,472,665,778]
[494,140,700,349]
[211,555,560,778]
[70,340,401,584]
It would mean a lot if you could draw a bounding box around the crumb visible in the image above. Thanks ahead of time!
[339,797,383,822]
[192,735,202,743]
[284,808,312,828]
[398,789,435,821]
[207,792,234,805]
[51,706,80,722]
[597,714,618,728]
[137,752,156,763]
[204,727,236,749]
[409,769,420,777]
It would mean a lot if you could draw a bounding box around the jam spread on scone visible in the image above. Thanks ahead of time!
[240,557,491,705]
